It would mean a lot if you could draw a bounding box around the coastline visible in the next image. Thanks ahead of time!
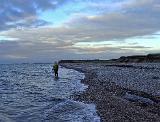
[60,63,160,122]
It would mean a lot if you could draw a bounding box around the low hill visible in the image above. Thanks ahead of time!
[116,53,160,63]
[59,53,160,63]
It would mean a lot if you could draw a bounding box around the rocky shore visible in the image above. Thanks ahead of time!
[60,63,160,122]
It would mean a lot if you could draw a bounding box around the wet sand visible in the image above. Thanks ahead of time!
[60,63,160,122]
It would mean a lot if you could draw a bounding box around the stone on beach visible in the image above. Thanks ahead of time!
[61,62,160,122]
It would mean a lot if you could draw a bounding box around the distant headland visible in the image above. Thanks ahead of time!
[59,53,160,63]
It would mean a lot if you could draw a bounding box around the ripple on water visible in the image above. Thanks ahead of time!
[0,64,100,122]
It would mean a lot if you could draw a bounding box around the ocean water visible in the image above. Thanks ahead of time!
[0,64,100,122]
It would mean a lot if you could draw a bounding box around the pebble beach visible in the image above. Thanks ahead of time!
[61,63,160,122]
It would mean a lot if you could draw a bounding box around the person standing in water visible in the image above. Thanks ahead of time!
[53,61,59,77]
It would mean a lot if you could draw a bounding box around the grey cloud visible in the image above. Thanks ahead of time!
[1,0,160,63]
[0,36,151,63]
[118,46,151,49]
[63,0,160,41]
[1,0,160,39]
[0,0,67,30]
[66,13,159,41]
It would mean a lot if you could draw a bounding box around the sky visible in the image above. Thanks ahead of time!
[0,0,160,63]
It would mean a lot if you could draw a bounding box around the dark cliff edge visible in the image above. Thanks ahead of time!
[59,53,160,63]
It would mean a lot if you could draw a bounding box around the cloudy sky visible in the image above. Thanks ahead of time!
[0,0,160,63]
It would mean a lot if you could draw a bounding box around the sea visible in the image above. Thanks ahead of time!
[0,64,100,122]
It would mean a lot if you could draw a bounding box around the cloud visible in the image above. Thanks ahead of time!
[0,0,160,63]
[0,0,67,30]
[65,2,160,41]
[0,30,152,63]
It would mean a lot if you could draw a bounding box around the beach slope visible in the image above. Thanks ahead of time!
[60,62,160,122]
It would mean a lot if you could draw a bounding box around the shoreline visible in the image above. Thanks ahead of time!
[61,63,160,122]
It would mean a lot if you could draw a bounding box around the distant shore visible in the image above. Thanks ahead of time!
[60,62,160,122]
[59,53,160,64]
